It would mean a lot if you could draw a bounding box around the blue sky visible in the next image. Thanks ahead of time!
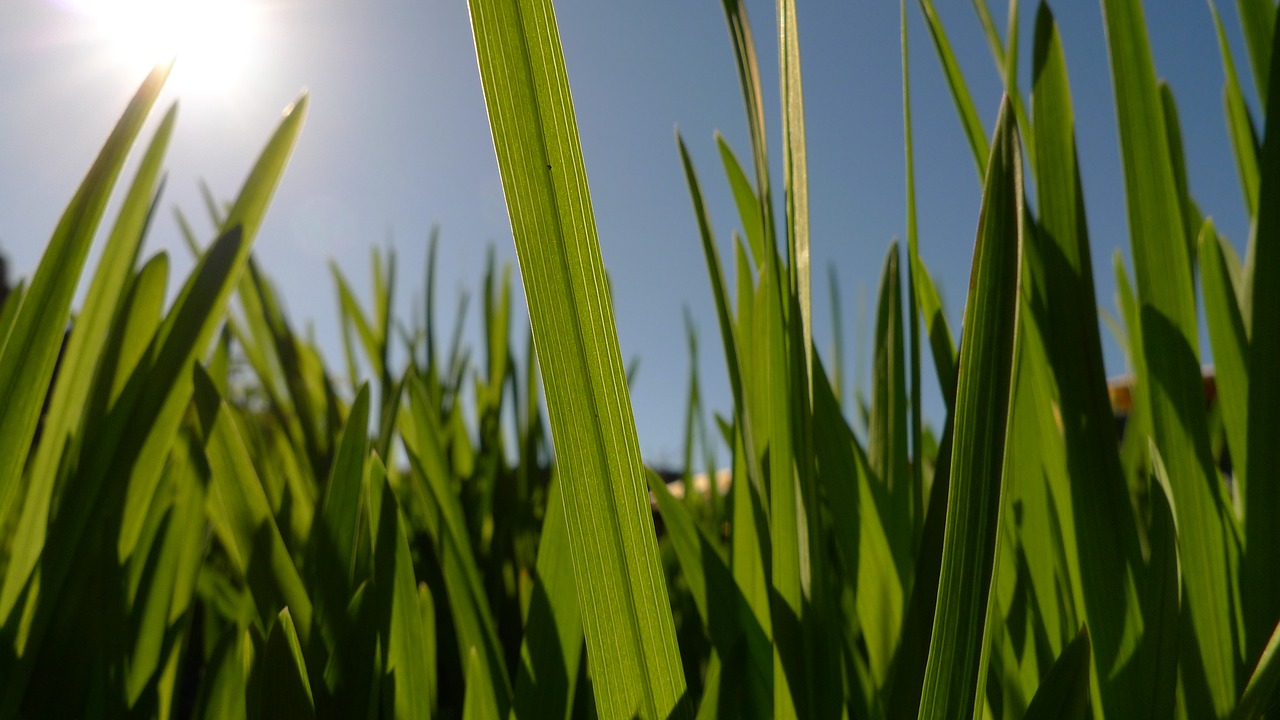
[0,0,1257,466]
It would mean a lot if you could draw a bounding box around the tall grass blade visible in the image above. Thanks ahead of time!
[0,65,168,523]
[1245,11,1280,671]
[1200,220,1249,493]
[1029,6,1156,716]
[466,1,687,714]
[1100,0,1238,709]
[918,96,1022,720]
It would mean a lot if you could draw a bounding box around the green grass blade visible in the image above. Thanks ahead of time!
[869,241,913,581]
[1200,220,1249,494]
[778,0,813,398]
[1100,0,1239,709]
[1029,7,1157,716]
[676,132,766,515]
[918,96,1022,720]
[252,608,315,720]
[1022,626,1092,720]
[27,103,176,510]
[466,2,691,714]
[514,476,583,720]
[1245,12,1280,671]
[916,0,989,179]
[1236,618,1280,720]
[1236,0,1276,107]
[372,481,433,720]
[1159,83,1204,271]
[1211,1,1261,219]
[901,0,926,565]
[402,376,512,715]
[193,363,313,644]
[715,134,766,266]
[720,0,777,257]
[0,65,168,523]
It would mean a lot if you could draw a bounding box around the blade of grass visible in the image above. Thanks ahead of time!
[514,476,583,720]
[1213,0,1261,220]
[1100,0,1239,709]
[466,1,687,714]
[0,64,168,525]
[1236,618,1280,720]
[1236,0,1276,107]
[918,96,1022,720]
[916,0,989,179]
[1244,10,1280,670]
[1029,7,1156,716]
[1022,626,1092,720]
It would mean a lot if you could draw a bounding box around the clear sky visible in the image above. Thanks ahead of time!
[0,0,1257,466]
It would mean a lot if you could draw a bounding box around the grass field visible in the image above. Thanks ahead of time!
[1,0,1279,718]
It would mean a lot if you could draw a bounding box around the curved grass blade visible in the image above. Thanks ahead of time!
[465,1,687,715]
[715,134,766,265]
[916,0,989,179]
[918,96,1022,720]
[0,65,168,524]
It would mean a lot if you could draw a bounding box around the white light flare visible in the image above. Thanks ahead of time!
[66,0,257,94]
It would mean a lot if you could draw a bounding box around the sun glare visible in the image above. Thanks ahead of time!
[70,0,257,94]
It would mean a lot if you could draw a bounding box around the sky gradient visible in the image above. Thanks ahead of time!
[0,0,1258,465]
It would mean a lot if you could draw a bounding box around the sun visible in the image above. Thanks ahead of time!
[69,0,257,94]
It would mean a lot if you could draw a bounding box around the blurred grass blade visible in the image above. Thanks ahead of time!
[1245,10,1280,671]
[372,481,433,720]
[918,96,1022,720]
[720,0,777,256]
[1236,618,1280,720]
[514,476,583,720]
[402,377,512,715]
[466,1,687,716]
[253,608,315,720]
[0,65,168,524]
[1100,0,1239,709]
[869,241,913,578]
[1211,0,1261,219]
[1236,0,1276,106]
[194,363,314,644]
[1022,626,1092,720]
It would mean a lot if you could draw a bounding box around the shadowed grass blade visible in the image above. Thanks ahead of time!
[1100,0,1239,709]
[918,96,1022,720]
[1022,626,1092,720]
[1245,10,1280,672]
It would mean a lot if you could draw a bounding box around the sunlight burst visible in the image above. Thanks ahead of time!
[70,0,257,93]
